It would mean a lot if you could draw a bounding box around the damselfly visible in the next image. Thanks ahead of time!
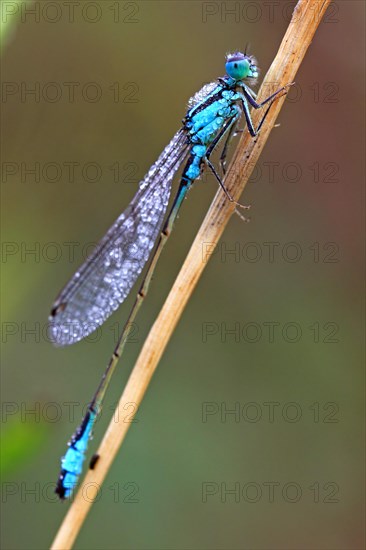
[50,51,289,499]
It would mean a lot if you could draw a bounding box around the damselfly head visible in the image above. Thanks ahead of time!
[225,52,259,82]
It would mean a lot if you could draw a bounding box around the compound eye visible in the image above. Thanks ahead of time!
[225,57,250,81]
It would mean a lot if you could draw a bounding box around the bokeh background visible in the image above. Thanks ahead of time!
[1,1,364,549]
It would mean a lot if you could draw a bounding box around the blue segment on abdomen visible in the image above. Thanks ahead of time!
[56,410,96,499]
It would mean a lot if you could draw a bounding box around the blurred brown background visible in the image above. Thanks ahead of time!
[1,1,364,549]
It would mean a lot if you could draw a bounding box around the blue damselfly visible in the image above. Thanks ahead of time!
[50,51,289,499]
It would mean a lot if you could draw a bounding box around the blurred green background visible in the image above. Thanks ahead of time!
[1,1,364,549]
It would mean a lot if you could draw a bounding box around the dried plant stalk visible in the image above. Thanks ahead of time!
[51,1,331,548]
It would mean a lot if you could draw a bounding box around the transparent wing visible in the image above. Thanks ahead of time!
[50,129,189,346]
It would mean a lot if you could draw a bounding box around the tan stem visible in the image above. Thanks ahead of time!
[51,1,331,547]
